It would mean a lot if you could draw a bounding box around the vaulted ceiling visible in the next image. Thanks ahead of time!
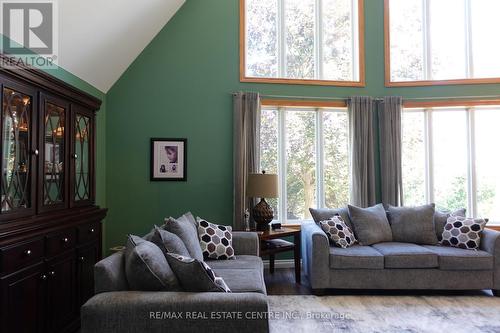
[58,0,185,92]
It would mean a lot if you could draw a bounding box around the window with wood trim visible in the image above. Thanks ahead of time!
[260,101,350,223]
[241,0,365,86]
[386,0,500,86]
[402,102,500,222]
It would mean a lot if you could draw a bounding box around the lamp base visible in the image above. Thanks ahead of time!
[252,198,274,231]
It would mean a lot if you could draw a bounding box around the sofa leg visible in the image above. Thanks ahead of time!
[493,290,500,297]
[312,288,326,296]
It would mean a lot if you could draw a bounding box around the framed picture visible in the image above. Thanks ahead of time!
[150,138,187,181]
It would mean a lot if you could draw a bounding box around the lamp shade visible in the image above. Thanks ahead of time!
[246,173,279,198]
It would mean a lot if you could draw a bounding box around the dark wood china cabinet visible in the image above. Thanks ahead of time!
[0,54,106,333]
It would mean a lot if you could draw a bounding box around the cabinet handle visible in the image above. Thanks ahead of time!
[24,249,32,256]
[49,271,55,277]
[32,149,39,156]
[72,154,78,159]
[40,274,47,281]
[78,256,85,262]
[62,237,69,243]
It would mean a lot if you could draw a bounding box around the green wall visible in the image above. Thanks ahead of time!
[104,0,500,250]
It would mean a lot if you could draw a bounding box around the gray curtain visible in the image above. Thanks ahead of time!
[379,96,403,206]
[233,92,261,230]
[348,96,377,207]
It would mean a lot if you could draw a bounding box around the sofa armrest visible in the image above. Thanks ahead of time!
[232,232,260,256]
[481,229,500,290]
[81,291,269,333]
[301,221,330,289]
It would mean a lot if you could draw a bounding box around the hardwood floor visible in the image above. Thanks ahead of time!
[264,268,494,296]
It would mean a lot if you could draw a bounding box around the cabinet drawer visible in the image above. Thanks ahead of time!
[46,229,77,257]
[1,238,44,274]
[77,222,99,245]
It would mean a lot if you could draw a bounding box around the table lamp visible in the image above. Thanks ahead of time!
[246,171,279,231]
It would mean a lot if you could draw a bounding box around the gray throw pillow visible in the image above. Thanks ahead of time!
[150,225,190,257]
[387,204,437,245]
[124,235,180,291]
[165,253,231,292]
[441,216,486,250]
[164,212,204,261]
[309,207,352,229]
[348,204,393,245]
[434,208,466,241]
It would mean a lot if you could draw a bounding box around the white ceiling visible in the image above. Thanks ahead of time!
[58,0,185,93]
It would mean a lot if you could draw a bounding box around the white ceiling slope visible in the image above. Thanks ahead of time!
[58,0,185,93]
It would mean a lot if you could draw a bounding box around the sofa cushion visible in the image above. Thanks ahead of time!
[206,255,263,270]
[165,253,230,292]
[309,207,352,229]
[348,204,393,245]
[197,217,235,260]
[329,245,384,269]
[434,208,466,241]
[387,204,438,245]
[124,235,180,291]
[212,268,266,294]
[320,216,357,248]
[441,216,487,250]
[423,245,493,271]
[150,226,190,258]
[371,242,438,268]
[164,212,204,261]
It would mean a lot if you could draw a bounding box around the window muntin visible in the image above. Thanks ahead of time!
[243,0,363,85]
[402,105,500,221]
[387,0,500,85]
[260,105,349,224]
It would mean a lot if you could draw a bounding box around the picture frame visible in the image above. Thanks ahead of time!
[150,138,187,181]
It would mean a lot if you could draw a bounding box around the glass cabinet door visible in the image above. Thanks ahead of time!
[1,86,36,217]
[40,97,68,211]
[73,111,92,204]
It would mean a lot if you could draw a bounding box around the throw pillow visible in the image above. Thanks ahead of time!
[319,215,357,248]
[150,225,190,257]
[197,217,235,260]
[441,216,487,250]
[348,204,393,246]
[434,208,466,241]
[309,207,353,229]
[164,212,204,261]
[387,204,437,245]
[124,235,180,291]
[165,253,231,292]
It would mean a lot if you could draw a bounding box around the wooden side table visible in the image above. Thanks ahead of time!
[258,227,301,284]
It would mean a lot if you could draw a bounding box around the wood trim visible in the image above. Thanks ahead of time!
[0,54,101,110]
[261,98,346,108]
[384,0,500,87]
[487,225,500,232]
[403,99,500,109]
[239,0,366,87]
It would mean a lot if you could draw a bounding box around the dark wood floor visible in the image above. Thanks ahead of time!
[264,268,495,297]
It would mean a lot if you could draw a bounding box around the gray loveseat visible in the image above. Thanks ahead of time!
[302,218,500,295]
[81,232,269,333]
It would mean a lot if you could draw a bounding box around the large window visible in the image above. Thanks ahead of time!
[402,103,500,222]
[386,0,500,85]
[241,0,365,86]
[260,102,350,223]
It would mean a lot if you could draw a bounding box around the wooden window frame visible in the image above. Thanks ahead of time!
[384,0,500,87]
[240,0,366,87]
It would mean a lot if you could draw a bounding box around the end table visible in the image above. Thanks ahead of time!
[257,227,301,284]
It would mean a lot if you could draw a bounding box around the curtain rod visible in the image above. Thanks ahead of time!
[232,92,500,102]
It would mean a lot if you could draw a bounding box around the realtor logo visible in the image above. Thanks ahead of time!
[0,0,58,68]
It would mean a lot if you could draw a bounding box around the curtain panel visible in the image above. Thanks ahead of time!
[233,92,261,230]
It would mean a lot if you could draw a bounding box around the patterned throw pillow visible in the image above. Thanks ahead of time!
[441,216,487,250]
[166,253,231,292]
[197,218,235,260]
[320,215,357,248]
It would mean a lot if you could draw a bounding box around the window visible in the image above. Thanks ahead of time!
[402,102,500,222]
[260,102,350,223]
[386,0,500,85]
[241,0,365,86]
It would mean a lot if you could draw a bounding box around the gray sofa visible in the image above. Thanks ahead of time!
[302,221,500,295]
[81,232,269,333]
